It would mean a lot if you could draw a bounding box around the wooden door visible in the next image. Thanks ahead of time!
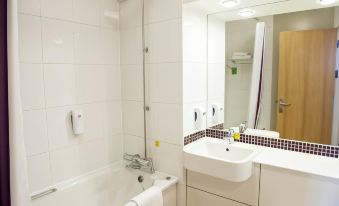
[276,29,337,144]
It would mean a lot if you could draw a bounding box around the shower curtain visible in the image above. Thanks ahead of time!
[247,22,265,129]
[0,0,11,205]
[8,0,31,205]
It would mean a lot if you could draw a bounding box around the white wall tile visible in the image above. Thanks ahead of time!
[42,18,74,63]
[100,29,120,65]
[101,65,121,101]
[150,140,184,183]
[101,0,119,29]
[183,7,207,63]
[50,146,81,183]
[44,64,76,107]
[123,134,145,157]
[18,0,41,16]
[122,65,143,101]
[79,139,108,173]
[147,19,182,63]
[120,27,143,65]
[75,65,121,103]
[149,63,182,104]
[74,24,101,64]
[102,101,123,136]
[20,63,45,110]
[149,103,182,145]
[145,0,181,24]
[119,0,142,30]
[23,110,48,156]
[41,0,73,20]
[122,101,144,137]
[81,103,105,140]
[18,14,42,63]
[27,153,52,192]
[105,135,124,163]
[75,65,108,103]
[183,62,207,103]
[73,0,101,26]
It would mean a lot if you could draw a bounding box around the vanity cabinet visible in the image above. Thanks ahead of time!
[259,165,339,206]
[187,187,246,206]
[187,163,260,206]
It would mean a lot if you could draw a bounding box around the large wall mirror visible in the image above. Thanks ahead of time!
[206,1,339,146]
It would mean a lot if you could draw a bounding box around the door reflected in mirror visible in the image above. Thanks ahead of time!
[206,3,339,146]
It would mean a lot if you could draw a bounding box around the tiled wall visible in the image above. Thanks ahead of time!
[120,0,184,205]
[183,6,207,136]
[145,1,184,206]
[207,15,225,128]
[18,0,122,192]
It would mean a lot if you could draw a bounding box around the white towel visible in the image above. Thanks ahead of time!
[125,186,163,206]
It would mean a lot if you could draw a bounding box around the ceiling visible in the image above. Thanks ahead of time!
[184,0,339,21]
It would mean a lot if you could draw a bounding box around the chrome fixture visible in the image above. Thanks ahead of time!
[224,129,235,144]
[124,153,155,174]
[239,121,247,133]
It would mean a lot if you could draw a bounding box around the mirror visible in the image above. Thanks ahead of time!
[206,2,339,146]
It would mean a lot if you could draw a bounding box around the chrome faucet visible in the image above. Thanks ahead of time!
[239,121,247,133]
[124,153,155,174]
[224,128,235,144]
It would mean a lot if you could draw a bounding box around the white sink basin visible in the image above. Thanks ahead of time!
[183,137,260,182]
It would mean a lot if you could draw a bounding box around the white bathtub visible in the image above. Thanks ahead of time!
[31,162,178,206]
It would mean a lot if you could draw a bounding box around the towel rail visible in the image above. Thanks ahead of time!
[31,188,57,200]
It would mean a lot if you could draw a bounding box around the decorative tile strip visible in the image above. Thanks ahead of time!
[184,130,206,145]
[185,128,339,158]
[236,134,339,158]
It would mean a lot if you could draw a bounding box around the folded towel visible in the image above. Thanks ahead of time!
[231,55,252,60]
[126,186,163,206]
[233,52,252,56]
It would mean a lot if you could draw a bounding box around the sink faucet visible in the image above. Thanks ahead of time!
[124,153,155,174]
[239,121,247,133]
[224,129,235,144]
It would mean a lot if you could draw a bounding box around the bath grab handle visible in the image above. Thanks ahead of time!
[31,188,57,200]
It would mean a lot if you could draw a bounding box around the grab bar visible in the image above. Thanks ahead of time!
[31,188,57,200]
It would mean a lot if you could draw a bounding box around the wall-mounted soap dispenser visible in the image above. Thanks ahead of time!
[212,104,223,124]
[71,110,84,135]
[194,108,206,130]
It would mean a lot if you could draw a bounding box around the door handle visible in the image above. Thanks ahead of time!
[279,99,291,113]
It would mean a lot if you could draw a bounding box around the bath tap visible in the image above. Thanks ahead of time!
[124,153,155,174]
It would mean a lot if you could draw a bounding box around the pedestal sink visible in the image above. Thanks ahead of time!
[183,137,261,182]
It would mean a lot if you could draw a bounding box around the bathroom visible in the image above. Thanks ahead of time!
[1,0,339,205]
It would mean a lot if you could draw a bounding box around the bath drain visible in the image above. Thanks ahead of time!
[166,176,171,180]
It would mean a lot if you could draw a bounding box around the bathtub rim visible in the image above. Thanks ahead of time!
[30,161,178,200]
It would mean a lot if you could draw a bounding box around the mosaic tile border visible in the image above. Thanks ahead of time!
[184,130,206,145]
[184,129,339,158]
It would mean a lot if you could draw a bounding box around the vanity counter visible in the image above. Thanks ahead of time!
[253,147,339,180]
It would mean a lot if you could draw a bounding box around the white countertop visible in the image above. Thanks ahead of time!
[203,136,339,180]
[253,147,339,180]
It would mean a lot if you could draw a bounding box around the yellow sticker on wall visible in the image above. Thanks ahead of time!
[155,140,160,147]
[234,133,240,140]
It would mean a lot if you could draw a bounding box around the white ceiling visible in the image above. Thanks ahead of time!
[184,0,339,21]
